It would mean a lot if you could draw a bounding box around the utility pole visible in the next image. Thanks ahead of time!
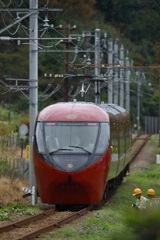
[136,70,141,134]
[64,24,70,102]
[108,38,113,103]
[125,57,130,112]
[29,0,38,204]
[120,44,124,107]
[113,39,119,105]
[84,33,92,102]
[156,67,160,163]
[95,28,101,104]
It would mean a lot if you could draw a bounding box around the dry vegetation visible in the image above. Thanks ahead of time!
[0,146,29,207]
[0,177,29,207]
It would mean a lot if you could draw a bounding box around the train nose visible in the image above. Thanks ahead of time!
[53,182,90,205]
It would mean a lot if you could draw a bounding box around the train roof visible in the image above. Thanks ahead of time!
[56,101,127,114]
[37,101,109,122]
[99,103,127,114]
[37,101,129,122]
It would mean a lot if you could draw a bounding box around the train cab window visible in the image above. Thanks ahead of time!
[35,121,100,154]
[35,121,110,171]
[35,121,109,155]
[35,122,45,153]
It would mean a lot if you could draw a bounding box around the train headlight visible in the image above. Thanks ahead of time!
[67,163,74,169]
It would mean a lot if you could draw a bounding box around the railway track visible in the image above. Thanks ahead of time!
[130,134,152,168]
[132,133,151,144]
[0,207,91,240]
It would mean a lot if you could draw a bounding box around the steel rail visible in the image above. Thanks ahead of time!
[17,207,90,240]
[131,134,152,163]
[0,208,56,233]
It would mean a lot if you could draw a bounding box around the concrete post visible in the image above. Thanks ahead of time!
[108,38,113,103]
[120,44,124,107]
[29,0,38,204]
[136,70,141,133]
[125,57,130,112]
[113,39,119,105]
[95,28,101,104]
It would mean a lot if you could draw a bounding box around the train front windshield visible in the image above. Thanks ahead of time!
[35,122,110,172]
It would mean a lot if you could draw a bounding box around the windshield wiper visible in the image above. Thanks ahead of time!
[69,146,91,154]
[49,148,73,155]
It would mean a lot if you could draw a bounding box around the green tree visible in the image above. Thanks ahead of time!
[96,0,160,63]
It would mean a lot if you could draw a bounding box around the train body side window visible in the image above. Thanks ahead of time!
[111,124,118,161]
[120,128,125,157]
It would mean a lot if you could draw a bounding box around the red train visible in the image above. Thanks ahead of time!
[33,101,131,207]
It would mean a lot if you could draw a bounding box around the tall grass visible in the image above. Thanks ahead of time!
[0,157,29,180]
[0,107,29,179]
